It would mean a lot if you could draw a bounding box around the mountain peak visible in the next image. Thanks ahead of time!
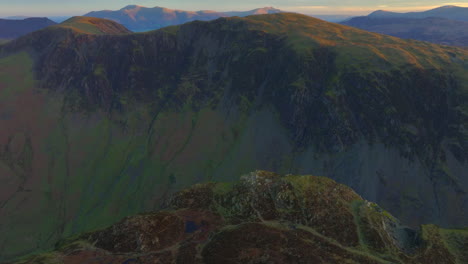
[257,6,278,10]
[121,4,144,10]
[84,6,284,32]
[367,5,468,21]
[251,6,282,14]
[57,16,131,34]
[368,9,395,16]
[437,5,459,9]
[0,16,57,39]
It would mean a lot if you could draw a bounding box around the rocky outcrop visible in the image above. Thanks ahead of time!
[11,171,468,264]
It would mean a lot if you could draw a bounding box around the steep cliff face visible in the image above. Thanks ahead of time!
[0,13,467,261]
[10,171,468,264]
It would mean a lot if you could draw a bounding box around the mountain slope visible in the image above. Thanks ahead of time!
[83,5,282,32]
[0,13,467,261]
[11,171,468,264]
[342,16,468,46]
[225,6,283,16]
[54,16,131,34]
[0,17,56,39]
[368,5,468,21]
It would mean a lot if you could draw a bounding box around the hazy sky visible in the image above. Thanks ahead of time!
[1,0,467,16]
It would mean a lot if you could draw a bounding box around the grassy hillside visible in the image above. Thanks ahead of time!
[54,16,131,34]
[0,13,467,262]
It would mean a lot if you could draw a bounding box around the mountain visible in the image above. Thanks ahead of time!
[4,16,31,20]
[368,5,468,21]
[313,14,354,22]
[0,17,56,39]
[4,16,71,23]
[342,16,468,46]
[224,6,283,16]
[10,171,468,264]
[45,16,72,23]
[83,5,283,32]
[56,16,131,34]
[0,13,467,261]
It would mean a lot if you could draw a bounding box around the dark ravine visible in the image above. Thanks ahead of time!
[9,171,468,264]
[0,13,467,261]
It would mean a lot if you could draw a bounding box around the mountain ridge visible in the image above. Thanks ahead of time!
[341,16,468,46]
[83,5,283,31]
[0,13,467,261]
[368,5,468,21]
[54,16,131,34]
[0,17,56,39]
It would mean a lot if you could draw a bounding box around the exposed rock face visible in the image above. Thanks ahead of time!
[11,171,468,264]
[0,13,467,261]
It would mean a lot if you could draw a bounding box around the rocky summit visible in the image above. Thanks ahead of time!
[10,171,468,264]
[0,13,467,261]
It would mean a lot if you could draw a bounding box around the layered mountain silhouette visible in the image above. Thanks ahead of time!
[0,17,56,39]
[4,16,71,23]
[0,13,467,262]
[368,5,468,21]
[342,16,468,46]
[10,171,468,264]
[84,5,282,31]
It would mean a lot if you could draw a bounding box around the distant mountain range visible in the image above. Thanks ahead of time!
[367,5,468,21]
[342,6,468,46]
[84,5,283,31]
[0,17,56,39]
[342,16,468,46]
[4,16,71,23]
